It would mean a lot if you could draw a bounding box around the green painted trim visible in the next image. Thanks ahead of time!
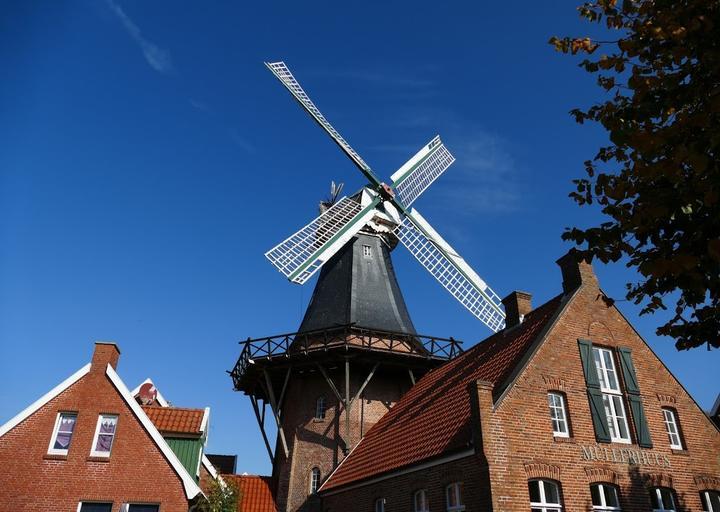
[392,143,440,187]
[289,196,382,281]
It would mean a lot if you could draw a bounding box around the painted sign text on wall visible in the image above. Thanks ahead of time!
[580,445,671,468]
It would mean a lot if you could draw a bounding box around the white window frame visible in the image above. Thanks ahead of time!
[651,487,676,512]
[48,411,78,455]
[90,414,118,457]
[120,505,160,512]
[362,244,372,258]
[77,502,113,512]
[375,497,386,512]
[593,347,631,444]
[315,396,327,420]
[446,482,465,512]
[414,489,430,512]
[310,467,320,494]
[529,479,562,512]
[548,392,569,437]
[702,490,720,512]
[662,408,683,449]
[591,483,621,511]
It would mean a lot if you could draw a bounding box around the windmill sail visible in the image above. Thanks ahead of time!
[394,209,506,332]
[266,195,381,285]
[390,136,456,207]
[265,61,382,187]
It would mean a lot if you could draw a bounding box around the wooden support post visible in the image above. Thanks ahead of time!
[263,369,289,458]
[250,395,274,464]
[408,368,416,385]
[345,358,350,450]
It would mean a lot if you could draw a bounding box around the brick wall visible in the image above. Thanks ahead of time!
[477,269,720,511]
[273,367,411,512]
[0,344,190,511]
[322,455,490,512]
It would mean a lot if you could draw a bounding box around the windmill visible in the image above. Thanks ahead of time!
[264,61,505,333]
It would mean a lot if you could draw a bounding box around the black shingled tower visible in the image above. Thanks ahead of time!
[231,211,461,512]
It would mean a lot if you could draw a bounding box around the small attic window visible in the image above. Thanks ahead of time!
[362,245,372,258]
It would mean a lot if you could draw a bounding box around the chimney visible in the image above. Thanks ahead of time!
[92,341,121,371]
[501,291,532,329]
[556,249,598,294]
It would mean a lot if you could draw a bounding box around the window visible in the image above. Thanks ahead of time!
[310,467,320,494]
[529,479,562,512]
[78,504,112,512]
[662,408,683,449]
[593,347,631,443]
[48,412,77,455]
[414,489,430,512]
[591,483,621,511]
[548,392,569,437]
[90,414,118,457]
[363,244,372,258]
[121,506,160,512]
[446,482,464,511]
[315,396,327,420]
[650,487,676,512]
[375,497,386,512]
[701,490,720,512]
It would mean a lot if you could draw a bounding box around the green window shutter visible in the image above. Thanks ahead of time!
[618,347,653,448]
[628,395,653,448]
[588,388,611,443]
[578,339,600,388]
[578,339,610,443]
[617,347,640,395]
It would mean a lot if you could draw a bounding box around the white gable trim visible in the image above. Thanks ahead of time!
[130,378,169,407]
[0,363,91,438]
[202,454,219,479]
[105,364,203,500]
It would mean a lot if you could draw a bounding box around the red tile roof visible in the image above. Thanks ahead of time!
[224,475,276,512]
[142,406,205,435]
[321,294,565,491]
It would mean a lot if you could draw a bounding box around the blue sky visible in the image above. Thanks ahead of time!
[1,1,716,476]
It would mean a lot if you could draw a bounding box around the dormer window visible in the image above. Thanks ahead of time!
[315,396,327,420]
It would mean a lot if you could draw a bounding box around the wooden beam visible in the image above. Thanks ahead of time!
[278,367,292,415]
[315,363,344,404]
[408,368,416,386]
[263,369,289,458]
[350,362,379,406]
[249,395,274,464]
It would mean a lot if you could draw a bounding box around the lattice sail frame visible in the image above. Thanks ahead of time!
[390,135,456,207]
[265,195,380,284]
[395,210,506,332]
[266,61,382,186]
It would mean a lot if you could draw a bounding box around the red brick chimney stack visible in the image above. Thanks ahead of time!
[501,291,532,329]
[556,249,598,294]
[91,341,121,371]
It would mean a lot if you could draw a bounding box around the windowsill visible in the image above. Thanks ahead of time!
[610,439,632,445]
[553,436,576,444]
[670,448,688,456]
[312,418,325,423]
[43,453,68,461]
[87,456,111,462]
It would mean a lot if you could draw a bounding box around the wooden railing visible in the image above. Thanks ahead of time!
[230,324,462,388]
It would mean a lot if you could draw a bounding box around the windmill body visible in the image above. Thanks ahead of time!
[231,61,503,512]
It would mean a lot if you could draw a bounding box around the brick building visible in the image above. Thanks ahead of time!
[0,342,218,511]
[315,253,720,511]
